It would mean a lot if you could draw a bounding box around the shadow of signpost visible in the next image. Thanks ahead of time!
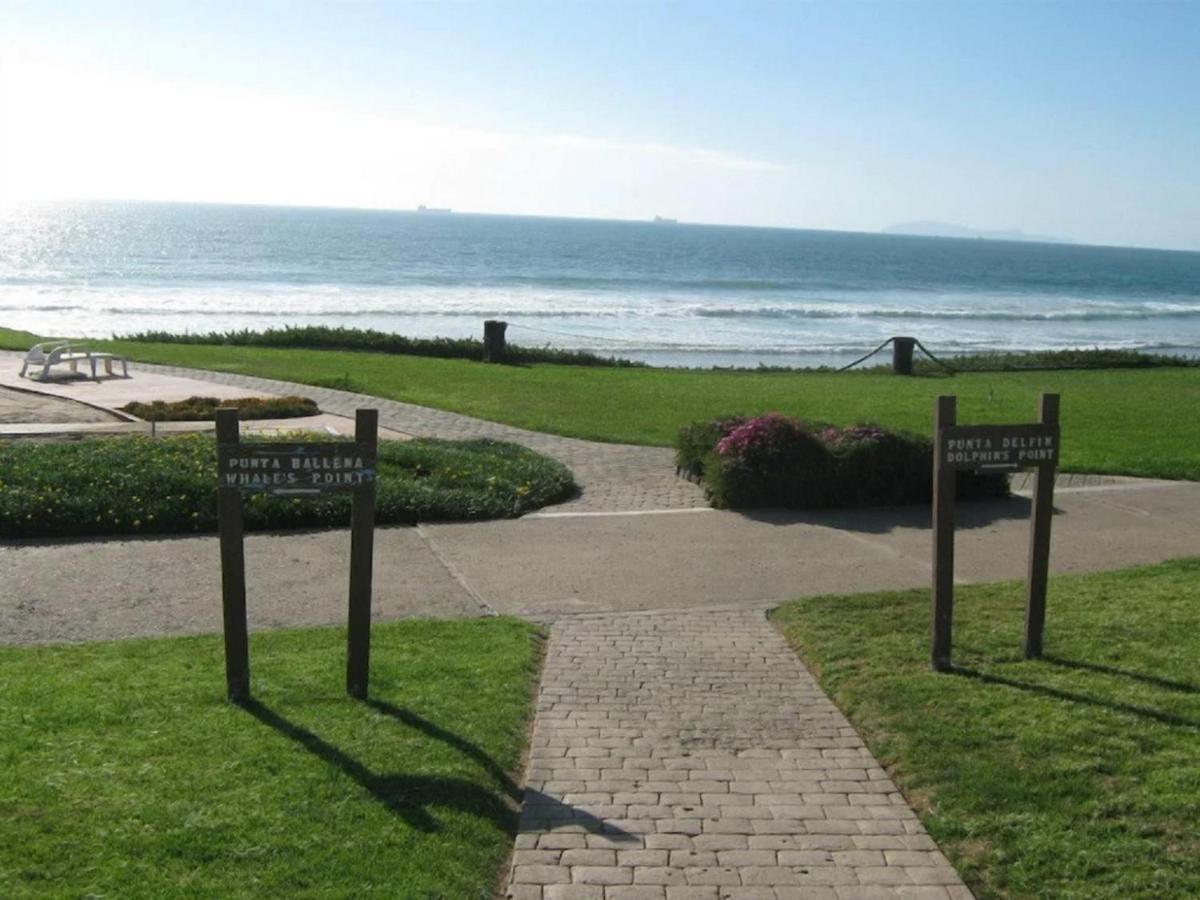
[517,788,641,841]
[950,666,1200,731]
[1041,655,1200,695]
[363,697,522,801]
[240,696,638,842]
[240,698,518,833]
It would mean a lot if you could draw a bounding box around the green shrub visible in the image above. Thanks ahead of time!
[679,413,1008,509]
[0,435,575,539]
[674,415,746,480]
[121,395,320,421]
[821,424,931,506]
[913,347,1200,373]
[120,325,644,368]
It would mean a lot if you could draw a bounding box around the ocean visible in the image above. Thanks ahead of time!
[2,200,1198,368]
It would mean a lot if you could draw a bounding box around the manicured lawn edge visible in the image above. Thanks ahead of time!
[0,617,545,898]
[770,560,1200,899]
[491,625,549,900]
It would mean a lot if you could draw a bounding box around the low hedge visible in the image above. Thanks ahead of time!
[914,347,1200,373]
[121,325,644,368]
[0,435,575,539]
[121,395,320,421]
[677,413,1008,509]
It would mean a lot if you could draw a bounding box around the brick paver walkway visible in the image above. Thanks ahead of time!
[131,361,706,513]
[507,610,972,900]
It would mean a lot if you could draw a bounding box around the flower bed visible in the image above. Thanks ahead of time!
[0,435,575,538]
[121,395,320,421]
[677,413,1008,509]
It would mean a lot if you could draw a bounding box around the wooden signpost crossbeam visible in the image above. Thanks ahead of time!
[215,407,379,703]
[931,393,1060,671]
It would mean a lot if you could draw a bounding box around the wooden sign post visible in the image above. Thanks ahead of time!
[345,409,378,700]
[215,407,379,702]
[931,393,1060,671]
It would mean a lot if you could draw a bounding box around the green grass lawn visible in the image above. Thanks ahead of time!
[772,559,1200,900]
[4,328,1199,479]
[0,617,540,899]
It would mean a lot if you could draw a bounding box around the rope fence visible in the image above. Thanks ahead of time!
[505,321,958,373]
[835,338,894,372]
[835,338,955,374]
[913,338,958,373]
[505,322,649,346]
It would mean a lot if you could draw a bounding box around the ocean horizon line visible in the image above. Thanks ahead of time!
[9,196,1200,256]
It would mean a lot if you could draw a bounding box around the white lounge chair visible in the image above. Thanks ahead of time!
[18,341,128,381]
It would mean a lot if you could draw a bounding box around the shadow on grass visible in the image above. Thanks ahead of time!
[241,697,636,841]
[1042,655,1199,695]
[364,698,521,800]
[950,666,1200,731]
[240,698,517,833]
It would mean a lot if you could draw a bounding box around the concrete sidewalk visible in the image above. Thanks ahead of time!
[4,478,1196,644]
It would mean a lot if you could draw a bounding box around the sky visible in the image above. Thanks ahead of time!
[0,1,1198,250]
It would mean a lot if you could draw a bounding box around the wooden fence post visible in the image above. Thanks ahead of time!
[892,336,916,375]
[483,319,508,362]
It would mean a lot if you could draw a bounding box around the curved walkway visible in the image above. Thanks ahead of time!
[0,384,120,425]
[132,360,707,513]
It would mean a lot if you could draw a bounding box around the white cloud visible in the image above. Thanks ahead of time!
[0,53,789,216]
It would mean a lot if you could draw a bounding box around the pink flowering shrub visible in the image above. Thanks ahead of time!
[677,415,1008,509]
[716,413,808,457]
[706,413,834,508]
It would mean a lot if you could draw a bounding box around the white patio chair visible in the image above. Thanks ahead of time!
[17,341,128,380]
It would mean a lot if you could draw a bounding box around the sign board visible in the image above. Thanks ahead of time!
[217,442,377,495]
[940,424,1059,471]
[216,408,378,703]
[931,394,1059,672]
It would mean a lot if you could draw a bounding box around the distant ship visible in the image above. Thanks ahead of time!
[653,215,678,224]
[417,205,452,214]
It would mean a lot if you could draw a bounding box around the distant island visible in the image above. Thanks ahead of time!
[653,215,678,224]
[884,221,1073,245]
